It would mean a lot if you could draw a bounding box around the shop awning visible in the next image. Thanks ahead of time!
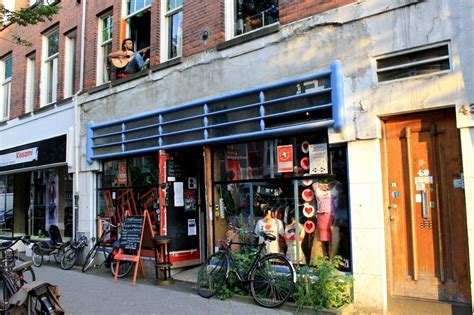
[87,61,344,163]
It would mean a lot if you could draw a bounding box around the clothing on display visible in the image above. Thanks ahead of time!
[284,221,306,264]
[255,213,285,254]
[313,180,341,242]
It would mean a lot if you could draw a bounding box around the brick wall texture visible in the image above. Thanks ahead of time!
[0,0,354,120]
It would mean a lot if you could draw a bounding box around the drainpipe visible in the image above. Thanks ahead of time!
[72,0,87,239]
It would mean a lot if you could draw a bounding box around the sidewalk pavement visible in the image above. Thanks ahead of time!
[32,262,294,315]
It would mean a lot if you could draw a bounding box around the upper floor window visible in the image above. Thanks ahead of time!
[97,12,113,85]
[41,28,59,106]
[25,54,36,113]
[0,55,12,121]
[124,0,151,52]
[64,30,77,98]
[226,0,279,39]
[128,0,151,14]
[160,0,183,61]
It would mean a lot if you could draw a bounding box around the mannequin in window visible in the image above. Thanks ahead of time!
[284,215,306,264]
[254,207,284,254]
[311,178,342,259]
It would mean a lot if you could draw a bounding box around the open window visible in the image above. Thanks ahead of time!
[124,0,151,53]
[226,0,279,39]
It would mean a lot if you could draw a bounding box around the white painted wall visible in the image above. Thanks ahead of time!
[0,104,74,151]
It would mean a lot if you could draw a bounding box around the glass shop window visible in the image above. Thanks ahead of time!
[98,155,160,235]
[212,134,351,271]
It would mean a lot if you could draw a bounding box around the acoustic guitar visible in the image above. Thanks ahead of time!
[110,47,149,69]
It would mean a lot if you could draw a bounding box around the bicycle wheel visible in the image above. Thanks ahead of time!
[197,251,228,298]
[54,249,63,263]
[110,260,133,278]
[31,247,43,267]
[250,254,296,308]
[82,243,99,272]
[61,248,78,270]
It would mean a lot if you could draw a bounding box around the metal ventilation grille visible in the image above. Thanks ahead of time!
[376,43,450,82]
[87,61,345,162]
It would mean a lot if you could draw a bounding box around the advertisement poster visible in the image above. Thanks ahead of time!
[117,161,128,185]
[277,145,294,173]
[45,174,59,231]
[174,182,184,207]
[309,143,328,174]
[188,219,197,236]
[184,190,197,211]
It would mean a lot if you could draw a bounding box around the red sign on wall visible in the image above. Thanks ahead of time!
[277,145,293,173]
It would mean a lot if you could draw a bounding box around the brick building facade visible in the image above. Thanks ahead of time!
[1,0,473,313]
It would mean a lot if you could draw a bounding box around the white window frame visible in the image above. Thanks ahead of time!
[160,0,183,62]
[224,0,279,40]
[0,55,12,121]
[40,27,59,106]
[124,0,152,19]
[64,31,76,98]
[25,55,36,113]
[96,12,113,85]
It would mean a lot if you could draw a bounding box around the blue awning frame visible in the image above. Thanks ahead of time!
[87,60,344,163]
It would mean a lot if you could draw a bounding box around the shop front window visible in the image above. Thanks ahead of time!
[30,168,73,239]
[98,155,160,236]
[0,175,14,237]
[212,134,351,271]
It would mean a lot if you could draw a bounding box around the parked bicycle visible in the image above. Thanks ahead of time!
[31,225,70,267]
[82,219,133,278]
[197,224,296,308]
[60,235,88,270]
[0,236,63,314]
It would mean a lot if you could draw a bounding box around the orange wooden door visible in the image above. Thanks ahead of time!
[383,109,470,303]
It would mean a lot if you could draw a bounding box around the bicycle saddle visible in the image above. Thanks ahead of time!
[259,231,276,242]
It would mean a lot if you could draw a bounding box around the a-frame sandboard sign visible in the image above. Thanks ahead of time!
[113,209,155,287]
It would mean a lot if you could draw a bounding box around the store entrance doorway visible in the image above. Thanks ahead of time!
[159,148,205,267]
[383,109,470,304]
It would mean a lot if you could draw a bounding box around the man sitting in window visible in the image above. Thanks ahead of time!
[108,38,149,76]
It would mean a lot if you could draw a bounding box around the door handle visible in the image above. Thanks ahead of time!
[422,191,429,219]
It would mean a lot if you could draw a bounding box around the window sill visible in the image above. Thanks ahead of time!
[111,70,149,87]
[88,83,111,95]
[217,24,279,51]
[57,96,73,106]
[150,57,182,73]
[34,103,56,114]
[18,112,33,120]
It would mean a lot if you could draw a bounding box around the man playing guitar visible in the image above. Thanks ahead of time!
[109,38,149,74]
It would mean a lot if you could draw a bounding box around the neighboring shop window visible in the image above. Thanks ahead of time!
[0,175,14,237]
[30,168,73,239]
[98,155,159,237]
[212,134,351,270]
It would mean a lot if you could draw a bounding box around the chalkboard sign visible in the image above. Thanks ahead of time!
[120,215,144,250]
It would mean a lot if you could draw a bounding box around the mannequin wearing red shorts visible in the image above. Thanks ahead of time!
[312,179,341,258]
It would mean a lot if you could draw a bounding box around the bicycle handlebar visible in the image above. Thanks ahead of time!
[0,236,31,251]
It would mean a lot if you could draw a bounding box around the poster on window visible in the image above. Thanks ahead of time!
[277,145,293,173]
[45,174,59,231]
[309,143,328,174]
[117,161,127,185]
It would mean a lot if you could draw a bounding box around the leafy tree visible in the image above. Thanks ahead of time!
[1,3,59,46]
